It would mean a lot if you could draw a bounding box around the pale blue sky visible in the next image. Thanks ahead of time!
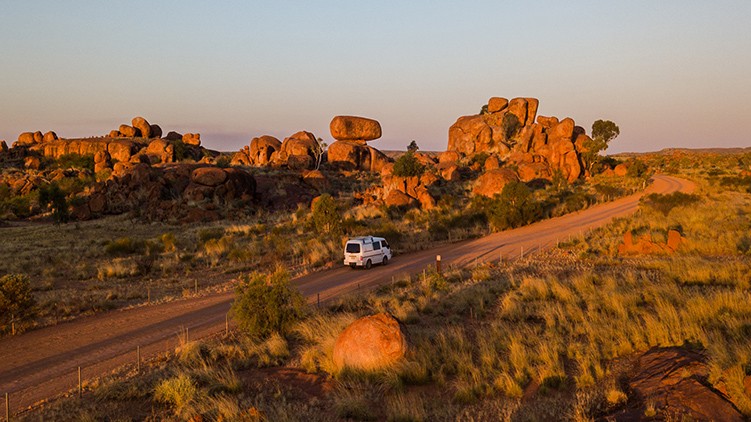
[1,1,749,152]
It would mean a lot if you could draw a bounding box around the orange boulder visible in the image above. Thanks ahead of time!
[330,116,382,142]
[332,313,409,372]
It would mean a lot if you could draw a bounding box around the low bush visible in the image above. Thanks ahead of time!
[392,151,425,177]
[0,273,35,333]
[231,267,307,338]
[719,175,751,193]
[482,181,543,231]
[105,237,146,256]
[311,193,342,236]
[50,153,95,172]
[38,182,69,224]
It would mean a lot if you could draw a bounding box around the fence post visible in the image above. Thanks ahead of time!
[225,313,229,335]
[5,392,9,422]
[78,366,82,398]
[317,293,320,309]
[436,255,442,274]
[137,346,141,373]
[11,322,14,336]
[194,280,198,295]
[147,287,150,304]
[520,246,524,259]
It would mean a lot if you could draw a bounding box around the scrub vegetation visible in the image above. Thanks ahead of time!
[19,151,751,421]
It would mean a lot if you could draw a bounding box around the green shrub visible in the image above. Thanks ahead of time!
[641,192,700,216]
[737,235,751,255]
[38,183,69,224]
[392,151,425,177]
[231,268,307,338]
[719,175,751,193]
[198,227,225,244]
[311,194,342,236]
[626,159,649,178]
[173,139,190,161]
[0,191,34,218]
[51,153,95,172]
[484,181,542,231]
[0,273,35,332]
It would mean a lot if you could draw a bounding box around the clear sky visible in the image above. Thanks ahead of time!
[1,1,749,153]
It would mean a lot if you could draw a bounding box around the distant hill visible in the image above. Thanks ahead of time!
[615,147,751,157]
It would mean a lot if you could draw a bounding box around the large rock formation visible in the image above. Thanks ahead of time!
[231,135,281,166]
[327,115,392,172]
[7,116,210,169]
[332,313,409,372]
[447,97,589,183]
[273,131,318,170]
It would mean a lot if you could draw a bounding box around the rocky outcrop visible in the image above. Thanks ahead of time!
[381,173,438,209]
[605,347,745,421]
[143,139,175,164]
[332,313,409,372]
[182,133,201,146]
[78,164,256,222]
[329,116,382,143]
[447,97,589,183]
[272,131,318,170]
[232,135,282,166]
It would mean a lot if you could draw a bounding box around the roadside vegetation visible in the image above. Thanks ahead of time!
[19,153,751,421]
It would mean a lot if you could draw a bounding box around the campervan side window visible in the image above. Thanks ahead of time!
[346,243,360,253]
[373,241,381,250]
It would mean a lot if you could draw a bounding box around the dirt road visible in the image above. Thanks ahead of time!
[0,175,694,415]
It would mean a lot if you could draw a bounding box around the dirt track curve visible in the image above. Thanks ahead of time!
[0,175,694,415]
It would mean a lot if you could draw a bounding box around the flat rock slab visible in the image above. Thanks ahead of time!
[606,347,744,421]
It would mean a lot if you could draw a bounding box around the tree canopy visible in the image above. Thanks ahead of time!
[583,119,620,172]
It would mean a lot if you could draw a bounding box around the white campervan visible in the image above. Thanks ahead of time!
[343,236,392,269]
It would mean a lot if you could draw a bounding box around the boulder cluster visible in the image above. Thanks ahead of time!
[106,116,162,140]
[445,97,592,191]
[230,116,392,173]
[231,131,319,170]
[8,116,208,172]
[72,163,256,222]
[13,130,59,147]
[618,230,682,255]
